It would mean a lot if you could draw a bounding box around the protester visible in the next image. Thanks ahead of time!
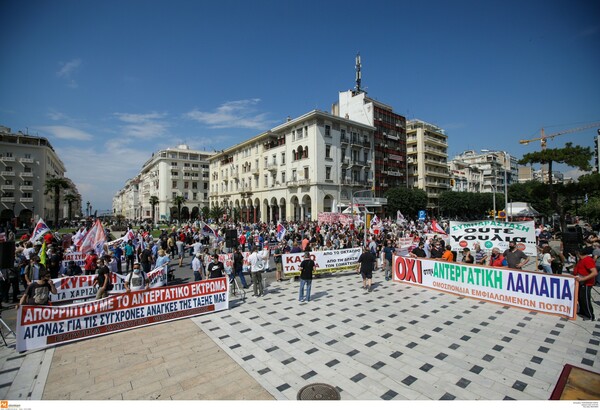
[93,258,112,299]
[298,251,315,302]
[125,261,149,292]
[192,252,203,281]
[574,246,598,321]
[357,246,377,292]
[248,246,267,297]
[503,241,530,270]
[17,271,56,307]
[207,254,225,279]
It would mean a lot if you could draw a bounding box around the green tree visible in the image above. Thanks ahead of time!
[63,193,79,222]
[172,196,186,222]
[519,142,593,230]
[201,206,210,221]
[149,195,159,224]
[44,177,70,228]
[579,197,600,224]
[385,187,427,220]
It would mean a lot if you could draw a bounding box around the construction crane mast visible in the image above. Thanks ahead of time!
[519,122,600,150]
[519,122,600,182]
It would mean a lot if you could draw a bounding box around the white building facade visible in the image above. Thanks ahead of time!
[113,145,211,222]
[0,126,79,228]
[209,110,375,223]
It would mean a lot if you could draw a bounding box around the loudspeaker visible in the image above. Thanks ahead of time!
[0,241,16,269]
[226,229,237,240]
[562,231,582,256]
[226,238,239,249]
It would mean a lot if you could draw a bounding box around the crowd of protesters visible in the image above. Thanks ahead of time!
[1,216,598,318]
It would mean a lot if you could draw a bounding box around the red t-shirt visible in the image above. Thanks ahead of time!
[574,256,597,286]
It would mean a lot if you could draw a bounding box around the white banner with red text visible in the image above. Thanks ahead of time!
[392,255,576,319]
[449,220,536,256]
[50,264,169,303]
[283,247,362,277]
[16,278,229,352]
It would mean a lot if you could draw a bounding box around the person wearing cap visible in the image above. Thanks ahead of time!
[207,254,225,279]
[574,246,598,321]
[192,252,203,281]
[83,249,98,276]
[357,246,377,292]
[298,251,315,302]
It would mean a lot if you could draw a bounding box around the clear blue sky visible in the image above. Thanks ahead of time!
[1,0,599,213]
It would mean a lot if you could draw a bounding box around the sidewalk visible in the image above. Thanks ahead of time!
[2,265,599,400]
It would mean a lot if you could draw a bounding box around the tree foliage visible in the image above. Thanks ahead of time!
[438,191,503,220]
[149,195,159,223]
[384,187,427,219]
[519,143,593,230]
[172,196,186,221]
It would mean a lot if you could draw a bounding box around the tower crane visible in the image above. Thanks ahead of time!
[519,122,600,182]
[519,122,600,150]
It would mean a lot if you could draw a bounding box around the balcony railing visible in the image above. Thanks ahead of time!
[0,171,15,177]
[1,197,15,202]
[20,172,33,178]
[1,185,14,190]
[1,157,15,162]
[20,197,33,203]
[19,157,34,163]
[20,185,33,191]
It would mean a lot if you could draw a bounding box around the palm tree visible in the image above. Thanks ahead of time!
[44,177,70,228]
[149,195,159,224]
[63,193,79,222]
[201,206,210,221]
[172,195,186,223]
[209,205,225,222]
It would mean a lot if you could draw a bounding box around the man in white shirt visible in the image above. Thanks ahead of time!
[248,246,267,297]
[125,262,148,292]
[192,252,203,281]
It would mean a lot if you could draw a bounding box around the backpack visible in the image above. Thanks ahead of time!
[255,258,265,271]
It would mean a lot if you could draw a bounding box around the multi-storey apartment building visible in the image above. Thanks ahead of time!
[449,150,517,194]
[209,110,375,223]
[113,144,211,222]
[333,90,407,197]
[406,119,450,210]
[0,126,79,228]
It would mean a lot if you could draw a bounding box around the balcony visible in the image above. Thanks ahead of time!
[362,138,370,147]
[231,170,239,179]
[251,167,260,175]
[386,170,403,177]
[20,185,33,191]
[183,176,192,180]
[1,185,14,190]
[1,156,15,162]
[297,179,310,186]
[350,138,362,147]
[19,157,34,163]
[1,197,15,202]
[19,172,33,178]
[340,136,349,144]
[0,171,15,177]
[266,162,278,172]
[20,197,33,203]
[425,135,448,147]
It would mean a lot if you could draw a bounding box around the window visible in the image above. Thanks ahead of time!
[24,167,32,173]
[264,174,268,186]
[5,179,12,186]
[172,181,177,189]
[292,169,297,181]
[281,172,286,183]
[192,182,198,189]
[325,145,331,159]
[341,129,346,139]
[281,153,285,164]
[304,167,309,179]
[326,167,331,180]
[297,128,303,139]
[184,181,189,189]
[5,152,12,158]
[325,125,331,137]
[193,192,197,200]
[264,156,268,167]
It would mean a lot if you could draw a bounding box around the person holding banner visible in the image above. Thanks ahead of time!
[24,255,47,285]
[125,262,149,292]
[503,241,530,270]
[574,246,598,321]
[192,253,203,281]
[17,271,56,307]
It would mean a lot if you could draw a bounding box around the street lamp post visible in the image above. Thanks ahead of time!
[86,201,90,217]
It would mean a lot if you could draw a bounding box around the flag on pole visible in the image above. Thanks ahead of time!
[72,227,87,249]
[39,241,47,267]
[370,214,381,229]
[396,210,406,224]
[30,218,51,243]
[431,219,446,234]
[79,220,107,255]
[201,222,216,237]
[276,223,287,242]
